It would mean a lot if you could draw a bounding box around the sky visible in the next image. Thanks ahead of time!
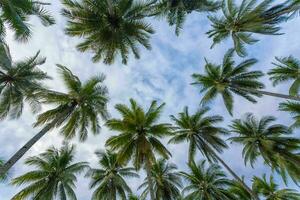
[1,0,300,199]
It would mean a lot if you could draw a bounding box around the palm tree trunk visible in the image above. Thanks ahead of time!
[210,149,260,200]
[145,158,156,200]
[0,117,61,176]
[236,87,300,101]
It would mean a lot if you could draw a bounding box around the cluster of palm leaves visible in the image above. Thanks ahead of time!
[1,0,300,199]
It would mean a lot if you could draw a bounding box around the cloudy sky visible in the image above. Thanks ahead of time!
[1,0,300,199]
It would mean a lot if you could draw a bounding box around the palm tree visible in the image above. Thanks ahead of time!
[268,56,300,96]
[192,49,300,115]
[169,106,258,200]
[0,42,50,119]
[253,174,300,200]
[105,99,172,200]
[11,144,88,200]
[139,159,182,200]
[151,0,220,35]
[0,0,55,41]
[206,0,296,57]
[61,0,155,65]
[180,160,233,200]
[86,150,139,200]
[279,101,300,129]
[230,113,300,183]
[0,65,109,176]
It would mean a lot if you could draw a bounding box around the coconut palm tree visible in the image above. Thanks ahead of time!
[11,144,88,200]
[61,0,155,65]
[268,56,300,96]
[169,106,258,200]
[105,99,172,200]
[206,0,296,57]
[0,0,55,41]
[279,101,300,129]
[192,49,300,115]
[180,160,233,200]
[230,113,300,183]
[0,65,109,176]
[139,159,182,200]
[0,42,50,119]
[253,174,300,200]
[86,150,138,200]
[151,0,220,35]
[169,106,227,163]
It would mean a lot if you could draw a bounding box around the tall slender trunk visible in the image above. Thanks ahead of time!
[210,149,260,200]
[0,116,62,176]
[145,158,156,200]
[111,183,117,200]
[235,87,300,101]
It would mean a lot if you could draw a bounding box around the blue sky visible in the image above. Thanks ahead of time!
[1,0,300,199]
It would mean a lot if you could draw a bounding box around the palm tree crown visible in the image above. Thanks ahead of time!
[151,0,220,35]
[180,160,233,200]
[61,0,154,65]
[0,0,55,41]
[169,106,228,162]
[139,159,182,200]
[105,98,172,200]
[34,65,109,141]
[268,56,300,96]
[207,0,288,57]
[106,98,172,169]
[86,150,138,200]
[192,49,264,115]
[0,42,50,119]
[253,174,300,200]
[11,144,88,200]
[230,113,300,183]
